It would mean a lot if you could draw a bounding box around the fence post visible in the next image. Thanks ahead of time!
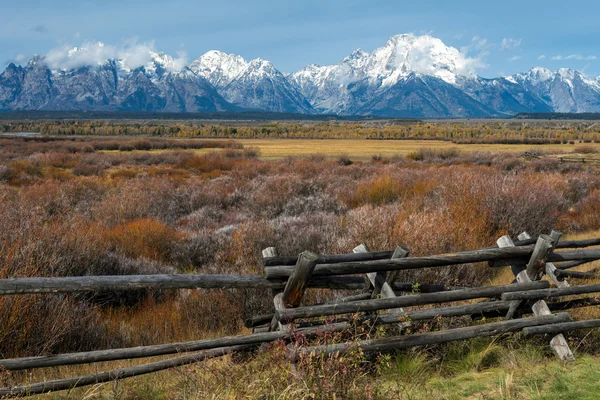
[270,251,319,332]
[354,244,410,331]
[498,233,575,361]
[546,231,570,289]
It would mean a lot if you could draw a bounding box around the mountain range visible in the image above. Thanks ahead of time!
[2,34,600,118]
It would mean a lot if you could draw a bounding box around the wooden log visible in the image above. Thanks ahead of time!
[502,283,600,301]
[496,235,600,250]
[264,237,600,267]
[473,297,600,320]
[262,247,278,259]
[0,274,283,294]
[523,319,600,336]
[245,292,399,329]
[272,250,319,332]
[265,246,600,280]
[0,345,251,398]
[1,321,354,372]
[282,251,319,307]
[526,235,555,280]
[548,297,600,311]
[326,292,373,304]
[503,231,574,360]
[546,263,570,287]
[270,293,288,332]
[545,231,568,288]
[355,244,409,331]
[513,270,575,360]
[0,275,444,295]
[490,251,600,268]
[0,299,526,372]
[517,232,532,241]
[244,314,274,329]
[386,245,410,285]
[277,281,549,322]
[555,269,600,279]
[495,234,529,319]
[497,235,527,278]
[266,245,536,279]
[263,247,281,297]
[299,313,571,356]
[555,260,596,270]
[264,250,397,267]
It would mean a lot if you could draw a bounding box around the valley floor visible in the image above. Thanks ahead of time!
[223,139,600,160]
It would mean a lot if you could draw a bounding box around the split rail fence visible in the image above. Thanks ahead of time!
[1,230,600,397]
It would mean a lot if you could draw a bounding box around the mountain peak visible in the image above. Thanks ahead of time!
[189,51,248,88]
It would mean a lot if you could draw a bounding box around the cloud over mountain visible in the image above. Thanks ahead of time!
[44,40,188,72]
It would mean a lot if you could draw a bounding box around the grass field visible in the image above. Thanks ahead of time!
[17,348,600,399]
[223,139,600,160]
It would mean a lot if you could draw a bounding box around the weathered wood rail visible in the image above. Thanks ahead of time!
[1,230,600,397]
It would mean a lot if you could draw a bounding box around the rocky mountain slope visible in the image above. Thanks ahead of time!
[2,34,600,117]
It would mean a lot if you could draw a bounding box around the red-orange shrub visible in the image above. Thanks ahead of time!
[107,218,181,261]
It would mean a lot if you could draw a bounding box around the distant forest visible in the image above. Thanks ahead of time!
[514,113,600,120]
[2,118,600,143]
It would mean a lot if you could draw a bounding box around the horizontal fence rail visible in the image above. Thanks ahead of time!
[263,237,600,267]
[0,275,450,295]
[276,281,550,322]
[299,313,571,356]
[264,247,600,279]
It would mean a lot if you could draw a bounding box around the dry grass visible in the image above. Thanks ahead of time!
[215,139,600,161]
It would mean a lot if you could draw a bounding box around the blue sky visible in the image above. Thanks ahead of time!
[1,0,600,77]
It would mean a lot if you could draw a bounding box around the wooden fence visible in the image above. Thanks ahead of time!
[1,231,600,397]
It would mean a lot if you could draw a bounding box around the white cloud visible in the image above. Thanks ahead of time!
[471,36,488,51]
[453,36,490,75]
[501,38,522,50]
[43,39,187,72]
[538,55,546,60]
[510,56,522,62]
[5,53,28,66]
[565,54,597,60]
[171,50,189,71]
[551,54,596,61]
[13,53,27,63]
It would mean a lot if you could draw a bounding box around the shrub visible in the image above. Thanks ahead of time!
[72,163,105,176]
[109,168,142,179]
[0,165,13,181]
[575,190,600,231]
[338,155,353,166]
[106,218,181,261]
[132,140,152,151]
[574,145,599,154]
[119,144,135,152]
[406,148,461,162]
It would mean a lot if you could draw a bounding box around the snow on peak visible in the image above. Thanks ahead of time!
[41,40,187,74]
[293,33,484,91]
[369,33,479,85]
[189,51,249,88]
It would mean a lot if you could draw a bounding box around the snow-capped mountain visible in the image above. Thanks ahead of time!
[0,50,233,112]
[508,68,600,113]
[290,34,482,115]
[3,34,600,117]
[189,50,248,89]
[189,51,314,113]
